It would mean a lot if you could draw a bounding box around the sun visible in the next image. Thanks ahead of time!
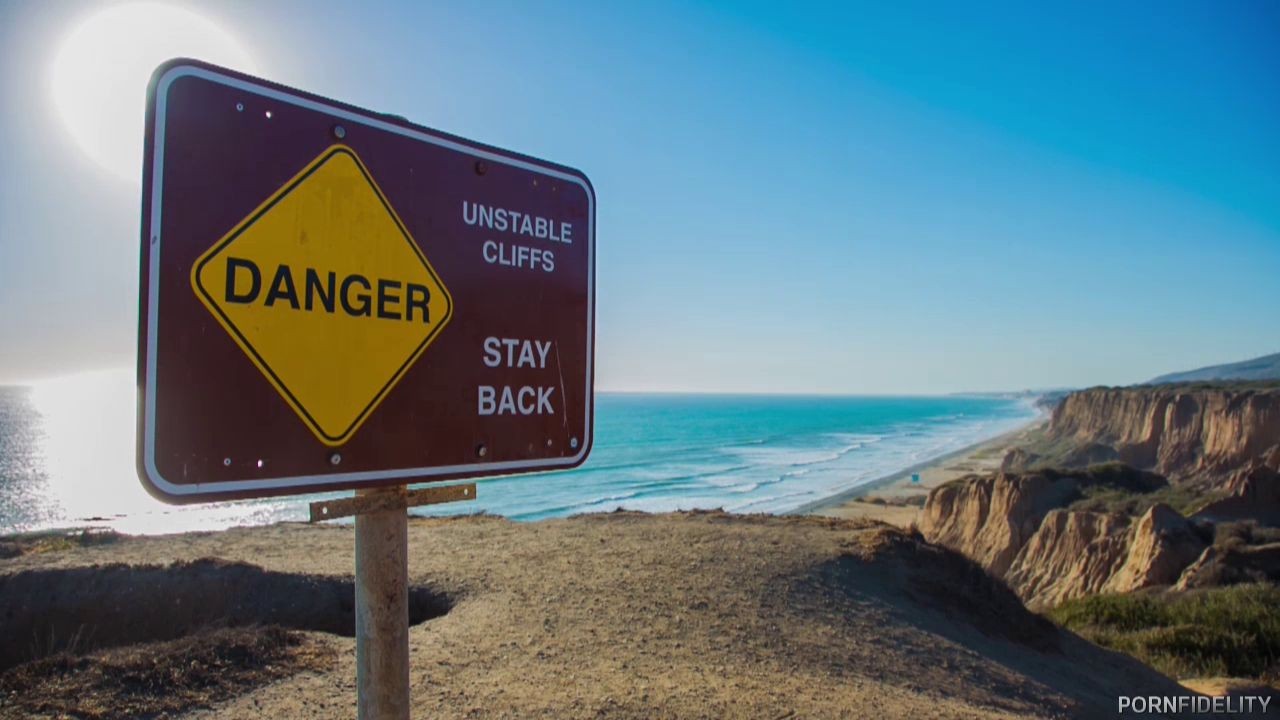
[50,2,256,184]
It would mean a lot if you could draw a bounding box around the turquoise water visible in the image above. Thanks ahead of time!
[0,369,1037,535]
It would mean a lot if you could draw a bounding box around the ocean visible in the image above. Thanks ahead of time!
[0,369,1037,536]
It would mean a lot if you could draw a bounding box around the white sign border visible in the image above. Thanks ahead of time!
[143,62,594,499]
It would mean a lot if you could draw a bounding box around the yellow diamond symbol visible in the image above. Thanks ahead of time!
[191,145,453,447]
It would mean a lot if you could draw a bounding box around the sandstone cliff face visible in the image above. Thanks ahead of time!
[1008,386,1280,489]
[1105,504,1206,594]
[919,471,1207,609]
[1002,509,1130,608]
[916,472,1078,577]
[1195,466,1280,526]
[922,385,1278,610]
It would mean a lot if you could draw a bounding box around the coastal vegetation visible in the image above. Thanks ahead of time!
[1066,482,1219,518]
[1048,584,1280,680]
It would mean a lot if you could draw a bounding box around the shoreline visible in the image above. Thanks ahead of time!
[1,405,1048,538]
[794,417,1046,526]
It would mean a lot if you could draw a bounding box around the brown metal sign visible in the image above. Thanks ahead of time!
[137,59,595,503]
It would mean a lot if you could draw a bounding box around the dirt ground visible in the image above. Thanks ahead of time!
[1,626,333,719]
[0,511,1191,718]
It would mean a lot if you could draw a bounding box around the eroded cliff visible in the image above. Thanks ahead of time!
[918,470,1208,609]
[1004,385,1280,490]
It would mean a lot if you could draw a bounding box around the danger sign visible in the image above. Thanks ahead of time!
[191,145,453,446]
[137,60,595,503]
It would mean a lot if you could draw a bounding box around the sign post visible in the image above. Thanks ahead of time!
[138,58,595,717]
[355,486,410,720]
[310,484,476,718]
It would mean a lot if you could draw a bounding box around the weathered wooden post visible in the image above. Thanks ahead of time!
[355,485,410,720]
[309,483,476,717]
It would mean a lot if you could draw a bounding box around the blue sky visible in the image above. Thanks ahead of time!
[1,0,1277,393]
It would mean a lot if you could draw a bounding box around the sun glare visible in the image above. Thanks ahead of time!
[28,369,141,522]
[50,2,256,184]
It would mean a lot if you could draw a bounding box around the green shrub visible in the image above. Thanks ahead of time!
[1067,483,1217,518]
[1215,521,1280,549]
[1048,584,1280,679]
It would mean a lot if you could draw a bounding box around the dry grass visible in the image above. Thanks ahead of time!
[0,528,122,557]
[0,626,334,720]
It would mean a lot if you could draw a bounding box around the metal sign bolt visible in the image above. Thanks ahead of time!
[330,452,343,466]
[333,124,347,139]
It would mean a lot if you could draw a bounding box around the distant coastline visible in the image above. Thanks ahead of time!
[1,381,1039,534]
[795,414,1047,524]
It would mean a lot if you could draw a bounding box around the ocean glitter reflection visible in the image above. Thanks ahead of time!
[4,369,305,535]
[0,369,1038,535]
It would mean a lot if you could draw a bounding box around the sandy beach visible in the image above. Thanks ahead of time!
[799,419,1047,527]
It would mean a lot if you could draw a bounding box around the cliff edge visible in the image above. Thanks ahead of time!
[1004,384,1280,491]
[919,469,1209,609]
[0,513,1194,719]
